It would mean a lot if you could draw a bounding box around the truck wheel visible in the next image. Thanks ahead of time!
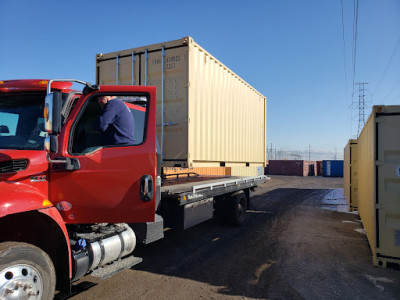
[229,191,247,226]
[0,242,56,300]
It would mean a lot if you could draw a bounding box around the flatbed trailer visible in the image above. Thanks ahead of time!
[158,175,267,230]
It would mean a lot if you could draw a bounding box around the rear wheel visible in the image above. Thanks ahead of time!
[0,242,56,300]
[229,191,247,226]
[214,191,248,226]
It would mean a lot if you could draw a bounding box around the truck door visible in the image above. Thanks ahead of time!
[50,85,157,224]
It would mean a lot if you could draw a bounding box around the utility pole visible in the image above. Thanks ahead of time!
[270,143,272,160]
[355,82,368,136]
[334,147,337,160]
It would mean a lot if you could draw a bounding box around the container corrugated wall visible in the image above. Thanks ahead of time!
[96,37,266,171]
[344,139,358,211]
[317,161,323,176]
[358,105,400,267]
[187,38,266,168]
[268,160,316,176]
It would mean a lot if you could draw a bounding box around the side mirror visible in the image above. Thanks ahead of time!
[45,135,58,153]
[44,92,62,135]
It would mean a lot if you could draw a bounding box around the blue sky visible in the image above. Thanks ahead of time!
[1,0,399,159]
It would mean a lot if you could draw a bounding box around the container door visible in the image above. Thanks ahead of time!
[326,161,331,176]
[376,113,400,259]
[50,85,157,224]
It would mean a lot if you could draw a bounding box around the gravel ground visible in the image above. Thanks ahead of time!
[58,175,400,300]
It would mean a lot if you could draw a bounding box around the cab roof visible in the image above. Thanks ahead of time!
[0,79,74,93]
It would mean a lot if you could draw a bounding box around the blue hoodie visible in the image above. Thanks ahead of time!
[94,98,135,145]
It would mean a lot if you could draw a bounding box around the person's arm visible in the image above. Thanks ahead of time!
[97,101,118,132]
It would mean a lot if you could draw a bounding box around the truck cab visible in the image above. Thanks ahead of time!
[0,79,158,298]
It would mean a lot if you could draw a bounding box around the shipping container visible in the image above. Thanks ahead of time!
[316,161,323,176]
[96,37,266,170]
[268,160,316,177]
[322,160,343,177]
[358,105,400,267]
[344,139,358,211]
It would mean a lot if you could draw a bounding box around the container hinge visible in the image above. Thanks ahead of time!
[375,204,382,209]
[375,160,384,166]
[375,118,384,123]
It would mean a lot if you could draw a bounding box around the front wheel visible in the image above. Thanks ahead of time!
[0,242,56,300]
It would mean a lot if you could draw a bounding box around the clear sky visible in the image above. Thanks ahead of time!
[1,0,399,160]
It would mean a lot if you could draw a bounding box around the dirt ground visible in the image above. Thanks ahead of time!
[57,175,400,300]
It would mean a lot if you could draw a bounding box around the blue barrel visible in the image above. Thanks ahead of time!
[322,160,344,177]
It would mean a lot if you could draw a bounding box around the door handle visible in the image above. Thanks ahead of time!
[50,157,81,171]
[140,175,154,202]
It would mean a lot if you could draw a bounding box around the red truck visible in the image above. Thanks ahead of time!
[0,79,266,299]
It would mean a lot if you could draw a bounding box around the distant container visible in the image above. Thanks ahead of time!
[268,160,316,177]
[96,37,266,169]
[322,160,343,177]
[316,161,323,176]
[358,105,400,267]
[344,139,358,211]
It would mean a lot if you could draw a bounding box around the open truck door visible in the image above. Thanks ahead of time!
[46,84,157,224]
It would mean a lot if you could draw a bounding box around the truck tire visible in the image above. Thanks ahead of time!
[229,191,247,226]
[0,242,56,300]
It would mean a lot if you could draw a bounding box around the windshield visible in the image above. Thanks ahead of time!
[0,93,46,150]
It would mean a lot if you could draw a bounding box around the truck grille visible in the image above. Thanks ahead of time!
[0,159,28,173]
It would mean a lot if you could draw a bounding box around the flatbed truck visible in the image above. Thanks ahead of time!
[0,79,266,299]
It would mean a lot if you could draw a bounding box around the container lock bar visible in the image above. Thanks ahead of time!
[161,46,166,161]
[131,51,135,85]
[144,49,149,86]
[116,54,120,85]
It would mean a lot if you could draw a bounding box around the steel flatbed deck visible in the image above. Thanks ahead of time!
[161,175,268,205]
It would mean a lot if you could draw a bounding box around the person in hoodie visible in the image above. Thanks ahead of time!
[94,96,135,145]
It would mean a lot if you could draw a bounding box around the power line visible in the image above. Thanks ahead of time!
[371,36,400,103]
[351,0,359,93]
[382,77,400,103]
[340,0,349,103]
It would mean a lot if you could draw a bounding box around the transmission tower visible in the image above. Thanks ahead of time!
[355,82,368,136]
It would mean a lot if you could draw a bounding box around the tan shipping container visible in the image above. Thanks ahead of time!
[95,37,266,169]
[358,105,400,267]
[344,139,358,211]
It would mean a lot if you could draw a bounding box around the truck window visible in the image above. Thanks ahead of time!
[0,94,46,150]
[127,104,146,145]
[70,95,148,154]
[0,112,18,136]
